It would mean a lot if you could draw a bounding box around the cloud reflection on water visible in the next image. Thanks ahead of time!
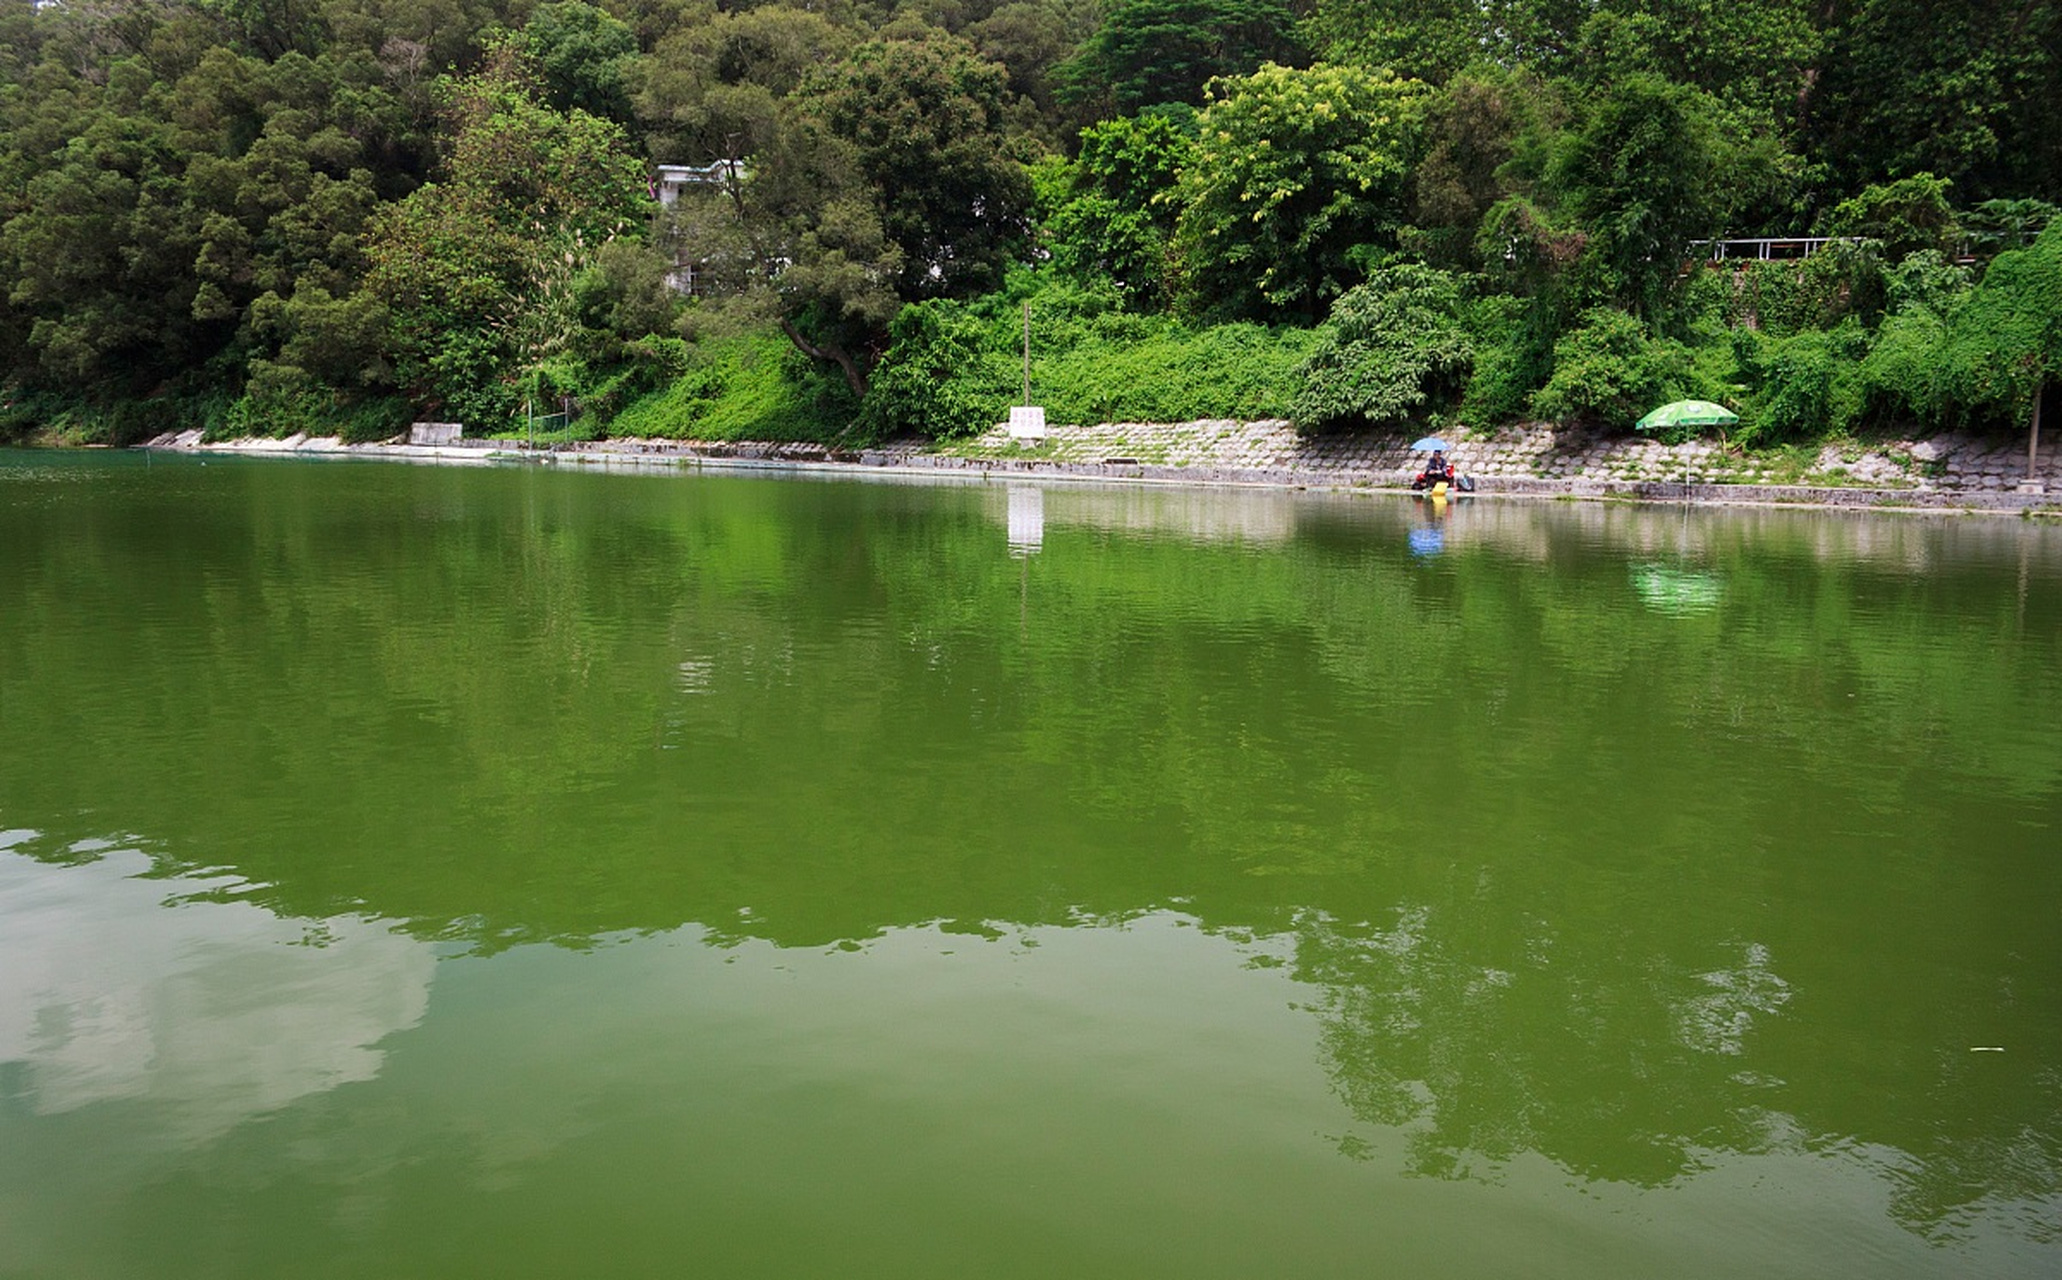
[0,833,433,1145]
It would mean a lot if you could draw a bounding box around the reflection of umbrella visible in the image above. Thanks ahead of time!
[1631,564,1723,615]
[1411,436,1452,452]
[1635,400,1738,432]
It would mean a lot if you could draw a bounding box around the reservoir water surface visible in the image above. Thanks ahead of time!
[2,450,2058,1278]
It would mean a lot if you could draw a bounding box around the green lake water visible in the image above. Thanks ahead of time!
[1,449,2058,1278]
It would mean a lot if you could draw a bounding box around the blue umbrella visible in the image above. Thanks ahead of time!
[1411,436,1451,452]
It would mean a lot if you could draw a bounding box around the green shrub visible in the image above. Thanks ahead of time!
[1530,308,1693,428]
[1819,173,1959,259]
[1036,320,1316,424]
[1460,338,1534,425]
[854,273,1318,436]
[608,335,856,441]
[0,389,68,443]
[860,300,1013,440]
[1963,198,2058,255]
[1851,308,1950,429]
[1722,243,1885,336]
[1934,219,2062,431]
[1883,250,1972,317]
[1290,264,1474,432]
[1456,295,1546,426]
[1733,322,1868,445]
[213,367,410,443]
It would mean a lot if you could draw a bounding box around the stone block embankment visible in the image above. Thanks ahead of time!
[143,420,2061,514]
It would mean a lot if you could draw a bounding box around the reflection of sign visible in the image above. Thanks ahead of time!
[1007,485,1044,556]
[1007,406,1047,442]
[0,840,433,1144]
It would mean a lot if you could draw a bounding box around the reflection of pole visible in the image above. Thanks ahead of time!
[2017,527,2032,634]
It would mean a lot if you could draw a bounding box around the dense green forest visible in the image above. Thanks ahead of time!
[0,0,2057,447]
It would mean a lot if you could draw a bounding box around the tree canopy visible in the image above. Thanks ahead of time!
[0,0,2057,446]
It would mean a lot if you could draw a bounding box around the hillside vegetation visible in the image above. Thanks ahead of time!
[0,0,2056,448]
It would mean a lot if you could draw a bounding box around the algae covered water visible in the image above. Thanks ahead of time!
[2,450,2058,1278]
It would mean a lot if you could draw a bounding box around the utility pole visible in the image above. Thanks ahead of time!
[1006,301,1046,446]
[2028,380,2046,492]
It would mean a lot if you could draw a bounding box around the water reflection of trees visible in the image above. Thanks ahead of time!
[3,460,2059,1238]
[1295,903,1799,1186]
[1289,889,2060,1241]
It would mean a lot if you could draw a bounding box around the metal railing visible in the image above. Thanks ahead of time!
[1686,236,1866,262]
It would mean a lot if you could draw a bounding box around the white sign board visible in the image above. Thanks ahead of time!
[409,422,464,446]
[1007,406,1047,442]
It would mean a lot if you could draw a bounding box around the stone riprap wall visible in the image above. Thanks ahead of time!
[948,420,2055,495]
[147,420,2059,511]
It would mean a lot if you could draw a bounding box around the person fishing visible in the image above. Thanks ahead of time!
[1414,449,1456,490]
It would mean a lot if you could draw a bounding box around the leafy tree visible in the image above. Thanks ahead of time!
[1937,219,2062,436]
[1408,68,1565,269]
[0,36,419,403]
[250,280,392,389]
[659,31,1033,403]
[522,1,640,124]
[1964,199,2059,256]
[1562,2,1819,128]
[966,1,1075,124]
[1039,106,1193,307]
[1055,0,1301,118]
[806,35,1033,303]
[1818,173,1959,259]
[0,116,201,389]
[1801,0,2062,203]
[1310,0,1818,117]
[1303,0,1530,84]
[1172,61,1429,322]
[671,101,903,400]
[1543,73,1756,320]
[2,0,2057,447]
[203,0,327,60]
[342,0,530,74]
[362,47,650,426]
[632,4,847,165]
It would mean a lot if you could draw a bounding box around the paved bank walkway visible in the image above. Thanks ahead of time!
[146,420,2061,515]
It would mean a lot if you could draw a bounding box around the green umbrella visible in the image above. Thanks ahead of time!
[1636,400,1738,432]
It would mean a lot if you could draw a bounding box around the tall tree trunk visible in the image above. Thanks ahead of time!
[779,317,868,401]
[724,168,871,402]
